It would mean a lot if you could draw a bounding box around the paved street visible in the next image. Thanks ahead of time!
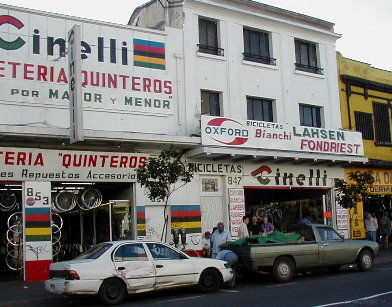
[8,260,391,307]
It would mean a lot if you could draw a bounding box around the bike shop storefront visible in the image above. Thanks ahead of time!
[242,163,345,233]
[0,147,148,282]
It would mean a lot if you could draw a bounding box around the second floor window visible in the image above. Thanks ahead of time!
[201,90,221,116]
[243,28,275,65]
[295,39,323,74]
[300,104,322,128]
[355,111,374,140]
[247,97,273,122]
[373,102,391,144]
[198,18,223,56]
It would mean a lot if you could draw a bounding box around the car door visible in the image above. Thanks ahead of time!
[145,243,196,289]
[112,243,156,291]
[317,227,350,265]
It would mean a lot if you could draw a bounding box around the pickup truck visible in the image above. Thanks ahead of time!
[227,223,378,282]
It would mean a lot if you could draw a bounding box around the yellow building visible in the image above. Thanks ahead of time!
[337,52,392,239]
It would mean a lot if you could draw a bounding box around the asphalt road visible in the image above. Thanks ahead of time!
[32,262,392,307]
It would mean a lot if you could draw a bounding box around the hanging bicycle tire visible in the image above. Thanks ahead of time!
[78,188,102,210]
[53,191,77,212]
[0,190,17,212]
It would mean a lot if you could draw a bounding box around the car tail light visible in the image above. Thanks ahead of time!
[65,270,80,280]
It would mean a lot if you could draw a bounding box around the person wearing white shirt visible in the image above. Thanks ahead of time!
[238,216,249,239]
[210,222,231,258]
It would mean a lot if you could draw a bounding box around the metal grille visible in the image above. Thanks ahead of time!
[373,102,391,144]
[355,111,374,140]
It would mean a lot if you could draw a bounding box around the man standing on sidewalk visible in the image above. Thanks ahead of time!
[365,213,378,242]
[210,222,231,258]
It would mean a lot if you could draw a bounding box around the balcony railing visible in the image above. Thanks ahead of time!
[197,44,224,56]
[243,53,276,66]
[295,63,324,75]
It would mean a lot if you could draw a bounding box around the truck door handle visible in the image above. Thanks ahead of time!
[118,267,126,270]
[156,264,164,268]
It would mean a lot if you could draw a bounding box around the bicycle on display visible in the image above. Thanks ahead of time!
[255,202,283,223]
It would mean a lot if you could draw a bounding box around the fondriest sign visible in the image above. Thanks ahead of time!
[201,116,364,156]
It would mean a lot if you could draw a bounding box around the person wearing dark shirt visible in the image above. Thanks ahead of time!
[248,216,260,236]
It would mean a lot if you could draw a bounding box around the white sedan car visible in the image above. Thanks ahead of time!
[45,240,234,305]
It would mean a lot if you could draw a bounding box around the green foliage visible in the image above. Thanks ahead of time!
[136,149,195,203]
[334,171,374,210]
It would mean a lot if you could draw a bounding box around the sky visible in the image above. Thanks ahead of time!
[1,0,391,72]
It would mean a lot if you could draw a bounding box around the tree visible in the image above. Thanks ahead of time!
[334,171,374,210]
[136,149,195,241]
[334,170,374,239]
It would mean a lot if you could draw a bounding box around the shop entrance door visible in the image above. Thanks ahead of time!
[200,176,224,233]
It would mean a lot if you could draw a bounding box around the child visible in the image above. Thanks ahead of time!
[202,231,211,257]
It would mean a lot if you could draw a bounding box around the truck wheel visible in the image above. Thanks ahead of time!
[356,249,374,271]
[272,257,295,283]
[98,278,127,306]
[198,268,221,292]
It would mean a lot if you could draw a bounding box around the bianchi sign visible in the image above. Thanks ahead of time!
[201,115,364,156]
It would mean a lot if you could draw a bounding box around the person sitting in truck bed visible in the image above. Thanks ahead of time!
[261,217,274,235]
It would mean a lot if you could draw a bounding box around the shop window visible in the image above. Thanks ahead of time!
[243,28,275,65]
[373,102,391,145]
[114,243,148,262]
[354,111,374,140]
[247,97,273,122]
[295,39,323,75]
[198,18,224,56]
[201,90,221,116]
[299,104,322,128]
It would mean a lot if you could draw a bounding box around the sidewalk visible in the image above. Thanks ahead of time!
[1,248,392,307]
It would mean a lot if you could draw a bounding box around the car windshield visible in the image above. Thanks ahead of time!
[74,243,112,260]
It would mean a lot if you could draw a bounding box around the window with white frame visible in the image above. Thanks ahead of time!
[198,17,224,56]
[243,28,275,65]
[295,39,323,75]
[201,90,221,116]
[299,104,322,128]
[247,97,273,122]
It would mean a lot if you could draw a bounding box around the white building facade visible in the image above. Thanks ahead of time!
[130,0,366,240]
[0,0,366,281]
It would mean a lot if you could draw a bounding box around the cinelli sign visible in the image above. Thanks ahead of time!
[201,116,364,156]
[0,147,148,182]
[0,13,173,115]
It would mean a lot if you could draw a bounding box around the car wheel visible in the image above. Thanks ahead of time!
[198,268,222,292]
[272,257,295,283]
[357,249,374,271]
[327,265,341,273]
[98,278,127,306]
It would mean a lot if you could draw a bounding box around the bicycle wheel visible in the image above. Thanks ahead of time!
[256,208,268,220]
[52,228,61,245]
[53,242,62,257]
[54,191,77,212]
[6,254,23,271]
[51,213,63,233]
[6,229,23,246]
[7,212,23,229]
[79,188,102,210]
[0,191,17,211]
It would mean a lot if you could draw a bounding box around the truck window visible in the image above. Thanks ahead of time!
[317,227,341,241]
[286,224,315,241]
